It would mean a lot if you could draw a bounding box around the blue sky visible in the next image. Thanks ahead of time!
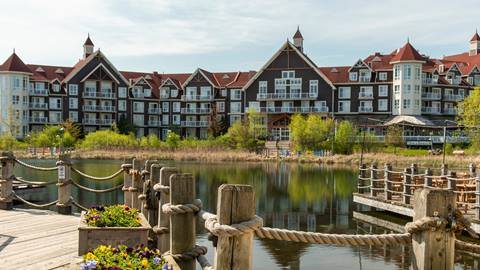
[1,0,479,73]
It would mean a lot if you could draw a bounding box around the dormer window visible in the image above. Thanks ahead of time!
[432,74,439,82]
[144,88,152,97]
[35,67,45,73]
[171,89,178,97]
[222,74,230,79]
[349,72,358,81]
[439,65,445,73]
[53,84,60,92]
[467,77,474,85]
[378,72,387,81]
[160,87,169,98]
[281,71,295,79]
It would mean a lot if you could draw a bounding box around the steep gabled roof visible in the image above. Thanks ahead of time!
[471,31,480,42]
[0,52,32,73]
[390,42,425,63]
[84,34,94,46]
[27,64,72,81]
[182,68,219,88]
[293,27,303,39]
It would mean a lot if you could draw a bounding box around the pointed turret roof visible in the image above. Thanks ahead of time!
[390,41,425,63]
[0,51,32,73]
[293,27,303,39]
[470,30,480,42]
[84,34,94,46]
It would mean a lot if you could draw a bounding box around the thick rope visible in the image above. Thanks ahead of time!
[153,184,170,193]
[197,255,214,270]
[164,245,208,262]
[14,176,57,186]
[162,199,202,215]
[153,226,169,235]
[71,167,124,181]
[12,191,58,208]
[205,215,264,237]
[404,217,447,234]
[198,210,216,221]
[71,197,89,211]
[14,159,57,171]
[70,179,124,193]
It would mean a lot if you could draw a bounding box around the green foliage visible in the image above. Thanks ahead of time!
[30,126,63,147]
[383,147,429,156]
[384,125,404,147]
[360,132,381,152]
[445,143,454,155]
[83,245,165,270]
[226,110,265,150]
[116,114,137,135]
[0,133,26,150]
[78,130,138,149]
[334,121,357,154]
[458,87,480,152]
[289,114,334,151]
[62,119,82,139]
[84,205,141,227]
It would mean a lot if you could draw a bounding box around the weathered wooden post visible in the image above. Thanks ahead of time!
[56,155,72,214]
[0,152,15,210]
[447,171,456,191]
[170,173,196,270]
[215,184,256,270]
[384,163,392,200]
[424,168,432,188]
[469,163,476,177]
[476,175,480,220]
[131,158,143,210]
[411,188,456,270]
[403,167,412,204]
[441,164,448,176]
[155,167,177,252]
[358,164,367,194]
[140,160,158,217]
[370,164,377,197]
[147,163,162,227]
[122,163,133,207]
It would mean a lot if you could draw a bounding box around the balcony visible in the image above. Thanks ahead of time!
[443,94,463,102]
[258,106,329,114]
[82,118,115,125]
[29,89,48,96]
[83,105,116,112]
[148,108,160,114]
[132,92,147,99]
[29,102,48,110]
[358,93,374,99]
[358,106,373,113]
[447,78,462,85]
[181,120,210,127]
[443,108,457,115]
[83,92,116,99]
[160,94,170,99]
[422,78,438,85]
[181,95,213,101]
[148,120,161,126]
[359,77,371,82]
[421,92,441,100]
[421,107,441,114]
[29,117,48,123]
[256,93,317,100]
[49,119,61,124]
[181,108,212,114]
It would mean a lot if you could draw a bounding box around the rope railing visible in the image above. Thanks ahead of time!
[14,176,57,186]
[14,158,58,171]
[71,167,124,181]
[12,191,58,208]
[71,197,89,211]
[70,179,124,193]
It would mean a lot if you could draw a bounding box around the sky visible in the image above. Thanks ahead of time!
[0,0,479,73]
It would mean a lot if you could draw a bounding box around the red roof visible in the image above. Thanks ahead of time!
[471,31,480,42]
[84,35,94,46]
[390,42,425,63]
[318,66,350,83]
[293,27,303,39]
[27,64,72,81]
[0,52,32,73]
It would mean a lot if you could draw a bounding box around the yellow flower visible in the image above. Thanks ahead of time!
[85,252,98,261]
[141,258,149,268]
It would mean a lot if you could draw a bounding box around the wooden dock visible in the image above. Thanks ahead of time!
[0,209,81,270]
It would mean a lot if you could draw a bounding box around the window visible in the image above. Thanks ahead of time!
[200,86,211,97]
[85,81,96,92]
[49,98,61,109]
[69,84,78,95]
[403,99,411,109]
[394,99,400,109]
[163,102,169,112]
[394,85,400,94]
[378,72,387,81]
[247,102,259,112]
[133,102,144,113]
[69,111,78,122]
[403,65,412,80]
[133,114,144,126]
[144,88,152,97]
[118,87,127,98]
[171,89,178,97]
[160,87,169,98]
[53,84,60,92]
[162,115,169,125]
[415,66,421,80]
[69,98,78,109]
[338,101,351,113]
[230,102,241,113]
[394,65,401,80]
[349,72,358,81]
[359,86,373,98]
[49,111,62,123]
[173,102,180,113]
[404,84,411,94]
[309,80,318,97]
[118,100,127,111]
[338,87,351,99]
[35,82,45,90]
[22,96,28,106]
[217,102,225,113]
[414,99,420,108]
[259,81,267,94]
[230,115,242,124]
[274,79,286,94]
[414,85,420,94]
[281,71,295,78]
[378,99,388,111]
[12,95,19,105]
[101,81,112,92]
[359,69,371,82]
[459,89,465,97]
[378,85,388,97]
[172,115,180,125]
[231,89,242,100]
[13,77,21,90]
[221,89,227,97]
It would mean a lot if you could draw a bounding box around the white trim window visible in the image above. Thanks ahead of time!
[378,99,388,111]
[163,102,169,112]
[217,101,225,113]
[162,115,169,125]
[172,114,180,125]
[221,89,227,97]
[230,89,242,100]
[160,87,170,99]
[133,102,144,113]
[53,84,60,92]
[69,111,78,122]
[338,87,351,99]
[248,101,259,112]
[394,65,401,80]
[403,99,411,109]
[171,89,178,97]
[118,87,127,98]
[394,99,400,109]
[259,81,267,94]
[281,70,295,78]
[230,102,241,113]
[359,86,373,98]
[378,72,387,81]
[309,80,318,97]
[403,65,412,80]
[274,79,286,94]
[173,102,180,113]
[338,101,350,113]
[118,100,126,111]
[69,98,78,109]
[394,85,400,94]
[68,84,78,95]
[378,85,388,97]
[349,72,358,81]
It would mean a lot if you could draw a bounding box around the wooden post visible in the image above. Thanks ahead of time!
[214,184,255,270]
[411,188,455,270]
[122,163,133,207]
[384,164,392,200]
[403,168,412,204]
[0,152,14,210]
[56,155,72,215]
[358,164,367,194]
[447,171,456,191]
[469,163,476,177]
[370,164,377,197]
[131,158,143,210]
[156,167,177,253]
[140,160,158,218]
[424,168,432,188]
[476,175,480,220]
[441,164,448,176]
[148,163,162,227]
[170,173,196,270]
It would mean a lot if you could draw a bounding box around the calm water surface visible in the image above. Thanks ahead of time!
[14,160,479,270]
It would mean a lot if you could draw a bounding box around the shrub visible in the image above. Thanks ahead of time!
[78,130,137,149]
[0,133,25,150]
[334,121,357,154]
[84,205,141,227]
[82,245,166,270]
[165,130,180,148]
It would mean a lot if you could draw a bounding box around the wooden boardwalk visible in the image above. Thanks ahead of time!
[0,209,81,270]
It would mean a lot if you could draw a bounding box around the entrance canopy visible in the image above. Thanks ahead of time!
[383,115,435,127]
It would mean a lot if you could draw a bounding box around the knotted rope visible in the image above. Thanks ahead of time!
[162,199,202,215]
[153,184,170,193]
[153,226,169,235]
[205,215,264,237]
[164,245,208,262]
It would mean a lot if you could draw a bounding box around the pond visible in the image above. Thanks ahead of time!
[14,159,479,270]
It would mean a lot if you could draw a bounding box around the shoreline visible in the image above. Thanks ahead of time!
[13,148,480,169]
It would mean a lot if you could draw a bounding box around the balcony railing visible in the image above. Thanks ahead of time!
[29,117,48,123]
[148,108,160,114]
[358,93,374,99]
[422,78,438,85]
[421,93,441,99]
[421,107,441,114]
[358,106,373,113]
[443,108,457,115]
[257,106,329,113]
[148,120,161,126]
[447,78,462,85]
[256,93,317,100]
[83,105,116,112]
[82,119,115,125]
[29,102,48,109]
[443,94,463,102]
[181,120,210,127]
[29,89,48,96]
[359,77,371,82]
[181,95,213,101]
[181,108,212,114]
[83,92,116,99]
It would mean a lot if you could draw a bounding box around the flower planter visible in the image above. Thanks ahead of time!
[78,211,151,255]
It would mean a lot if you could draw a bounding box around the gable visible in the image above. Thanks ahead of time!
[348,59,372,72]
[182,69,217,88]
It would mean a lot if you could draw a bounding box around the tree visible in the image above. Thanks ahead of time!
[62,119,82,139]
[334,121,357,154]
[457,87,480,151]
[165,130,180,148]
[117,114,137,135]
[289,114,334,151]
[289,114,308,151]
[225,110,265,150]
[384,125,404,154]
